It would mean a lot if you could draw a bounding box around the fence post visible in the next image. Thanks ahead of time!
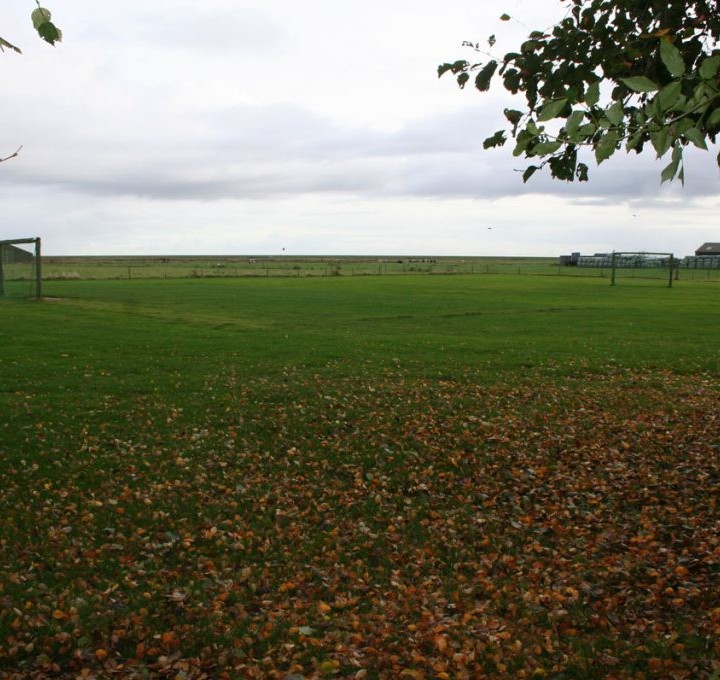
[668,255,674,288]
[35,238,42,299]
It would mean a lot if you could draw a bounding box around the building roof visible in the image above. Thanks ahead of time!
[695,242,720,255]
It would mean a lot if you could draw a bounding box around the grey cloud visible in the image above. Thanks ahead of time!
[5,98,719,205]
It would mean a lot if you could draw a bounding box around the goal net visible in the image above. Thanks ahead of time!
[0,238,42,299]
[609,251,675,288]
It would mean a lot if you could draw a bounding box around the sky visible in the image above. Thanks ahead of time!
[1,0,718,257]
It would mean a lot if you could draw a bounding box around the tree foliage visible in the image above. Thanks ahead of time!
[0,1,61,54]
[1,3,61,163]
[439,0,720,183]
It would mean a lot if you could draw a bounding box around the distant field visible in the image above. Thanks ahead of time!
[0,275,718,678]
[2,255,718,302]
[7,254,566,282]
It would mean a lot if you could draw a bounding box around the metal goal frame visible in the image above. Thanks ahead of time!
[610,251,674,288]
[0,237,42,299]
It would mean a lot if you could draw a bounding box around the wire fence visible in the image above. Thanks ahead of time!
[2,256,720,285]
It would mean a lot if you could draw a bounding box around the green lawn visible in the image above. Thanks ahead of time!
[1,275,718,678]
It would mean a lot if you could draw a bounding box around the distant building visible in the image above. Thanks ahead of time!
[684,243,720,268]
[694,242,720,256]
[558,252,580,266]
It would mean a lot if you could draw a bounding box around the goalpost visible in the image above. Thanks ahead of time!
[0,237,42,299]
[610,251,674,288]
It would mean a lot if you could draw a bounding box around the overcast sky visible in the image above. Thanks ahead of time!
[2,0,718,256]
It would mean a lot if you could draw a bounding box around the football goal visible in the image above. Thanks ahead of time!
[609,251,675,288]
[0,237,42,299]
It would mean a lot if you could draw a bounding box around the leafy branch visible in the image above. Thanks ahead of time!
[440,0,720,184]
[1,4,61,165]
[0,2,61,55]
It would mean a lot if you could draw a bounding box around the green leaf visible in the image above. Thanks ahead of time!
[605,101,624,126]
[683,127,708,150]
[439,61,471,78]
[659,40,685,78]
[660,160,677,183]
[699,55,720,80]
[548,154,573,181]
[621,76,659,93]
[563,110,586,139]
[31,7,52,30]
[626,127,644,152]
[438,60,469,78]
[522,165,539,182]
[645,96,661,122]
[499,13,511,21]
[483,130,506,149]
[538,98,567,122]
[503,68,520,94]
[512,132,532,157]
[512,141,527,157]
[36,21,61,45]
[457,72,470,89]
[661,145,682,183]
[707,108,720,127]
[526,120,540,136]
[504,109,523,126]
[474,61,498,92]
[594,131,618,164]
[673,118,693,136]
[576,163,589,181]
[531,140,562,156]
[651,128,671,157]
[585,82,600,107]
[688,81,713,112]
[657,81,683,112]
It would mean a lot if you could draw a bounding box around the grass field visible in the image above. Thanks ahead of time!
[1,274,719,679]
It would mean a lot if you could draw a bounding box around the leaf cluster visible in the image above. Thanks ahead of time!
[439,0,720,183]
[0,2,61,54]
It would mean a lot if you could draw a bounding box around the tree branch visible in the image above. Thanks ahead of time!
[0,146,23,163]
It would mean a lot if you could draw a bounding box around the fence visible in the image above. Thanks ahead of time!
[2,256,720,284]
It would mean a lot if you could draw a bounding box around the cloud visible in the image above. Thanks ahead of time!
[5,96,717,208]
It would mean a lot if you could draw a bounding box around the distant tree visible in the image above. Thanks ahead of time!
[439,0,720,183]
[1,2,61,162]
